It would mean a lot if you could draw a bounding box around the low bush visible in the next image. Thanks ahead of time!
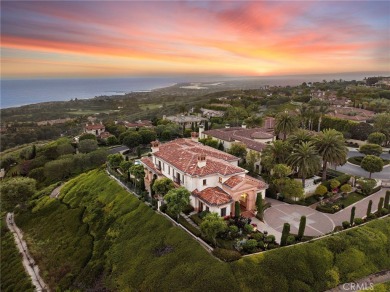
[316,205,336,214]
[286,235,295,245]
[333,226,343,232]
[190,213,203,226]
[354,218,364,225]
[342,221,350,229]
[212,248,241,262]
[379,208,388,216]
[159,203,167,213]
[182,204,195,215]
[243,239,258,253]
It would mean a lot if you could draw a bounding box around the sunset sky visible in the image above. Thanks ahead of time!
[1,1,389,79]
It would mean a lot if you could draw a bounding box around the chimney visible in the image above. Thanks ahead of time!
[191,132,199,142]
[197,154,206,168]
[225,123,230,129]
[241,122,247,129]
[151,141,160,153]
[198,124,204,139]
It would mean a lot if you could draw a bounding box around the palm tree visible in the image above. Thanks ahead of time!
[316,104,330,132]
[261,140,292,172]
[275,112,298,140]
[287,129,313,145]
[314,129,348,181]
[287,142,321,188]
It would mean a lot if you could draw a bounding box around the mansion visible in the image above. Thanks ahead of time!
[141,138,268,217]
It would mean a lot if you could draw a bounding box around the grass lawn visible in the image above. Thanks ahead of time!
[139,103,163,110]
[10,169,390,291]
[338,192,366,207]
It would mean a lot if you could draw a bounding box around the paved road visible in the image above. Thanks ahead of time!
[6,212,49,292]
[107,145,129,155]
[262,187,389,243]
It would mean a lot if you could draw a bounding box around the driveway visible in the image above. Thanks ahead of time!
[262,187,389,243]
[107,145,129,155]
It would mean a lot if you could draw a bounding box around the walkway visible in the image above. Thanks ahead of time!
[261,187,389,243]
[6,212,49,292]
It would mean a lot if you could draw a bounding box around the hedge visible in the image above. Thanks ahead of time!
[212,248,242,262]
[178,215,201,237]
[316,205,336,214]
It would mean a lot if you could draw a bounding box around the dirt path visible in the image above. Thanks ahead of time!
[50,184,63,198]
[6,212,49,292]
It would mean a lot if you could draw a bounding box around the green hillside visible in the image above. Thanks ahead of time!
[14,170,390,291]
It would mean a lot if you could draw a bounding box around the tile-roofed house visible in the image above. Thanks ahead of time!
[84,122,105,136]
[141,139,268,217]
[124,120,153,129]
[327,107,375,123]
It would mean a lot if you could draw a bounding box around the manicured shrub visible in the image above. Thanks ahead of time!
[366,200,372,218]
[379,208,388,216]
[350,206,356,226]
[377,197,384,215]
[342,221,350,229]
[235,201,241,217]
[265,235,276,244]
[330,179,341,191]
[243,239,258,253]
[340,184,352,194]
[354,218,364,225]
[212,248,241,262]
[333,226,343,232]
[244,224,254,234]
[334,174,351,186]
[228,225,239,239]
[251,232,264,242]
[280,223,290,246]
[286,235,295,245]
[298,216,306,240]
[190,213,203,226]
[315,185,328,196]
[182,204,195,215]
[384,191,390,209]
[316,205,336,214]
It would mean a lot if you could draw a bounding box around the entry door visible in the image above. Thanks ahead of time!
[198,201,203,212]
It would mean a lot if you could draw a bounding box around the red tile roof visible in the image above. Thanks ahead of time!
[223,175,268,190]
[192,187,233,206]
[141,157,162,175]
[203,127,271,152]
[85,124,105,130]
[223,175,244,188]
[153,139,244,177]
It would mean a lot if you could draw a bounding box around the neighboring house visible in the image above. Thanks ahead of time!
[200,119,275,173]
[163,115,208,128]
[141,139,267,217]
[200,108,225,118]
[327,107,375,122]
[84,122,105,136]
[123,120,153,129]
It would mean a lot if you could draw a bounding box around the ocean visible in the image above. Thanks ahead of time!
[0,77,187,109]
[0,72,380,109]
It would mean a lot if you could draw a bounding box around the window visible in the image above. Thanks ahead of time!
[163,163,165,171]
[221,207,226,217]
[219,177,222,183]
[203,179,207,186]
[168,166,170,174]
[206,206,209,212]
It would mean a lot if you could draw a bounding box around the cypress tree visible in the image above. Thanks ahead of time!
[136,146,141,158]
[350,206,356,226]
[256,194,263,220]
[281,223,290,246]
[384,192,390,210]
[235,201,241,218]
[366,200,372,218]
[298,216,306,240]
[31,144,37,159]
[378,197,384,215]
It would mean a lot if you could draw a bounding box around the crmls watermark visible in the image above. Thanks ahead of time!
[342,282,374,291]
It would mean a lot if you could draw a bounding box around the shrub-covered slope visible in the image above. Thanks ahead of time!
[14,170,390,291]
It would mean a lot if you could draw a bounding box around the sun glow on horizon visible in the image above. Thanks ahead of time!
[1,1,389,78]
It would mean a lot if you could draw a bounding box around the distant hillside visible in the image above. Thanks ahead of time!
[13,170,390,291]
